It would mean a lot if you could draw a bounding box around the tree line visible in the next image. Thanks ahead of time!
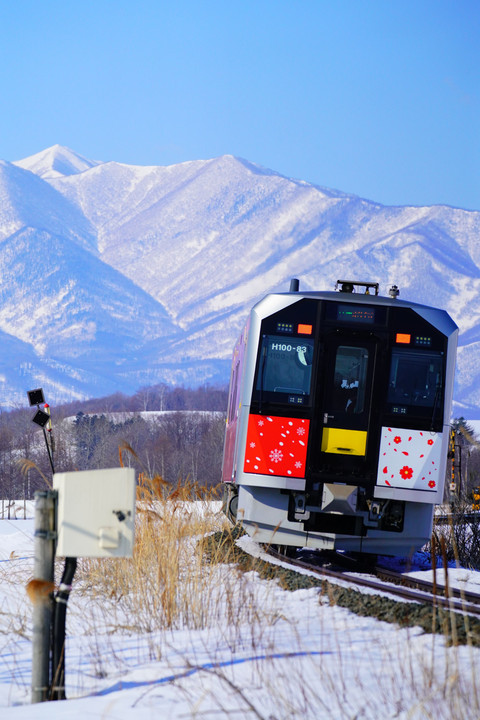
[2,385,480,512]
[0,384,228,503]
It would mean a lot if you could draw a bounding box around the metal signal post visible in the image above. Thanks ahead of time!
[28,389,55,475]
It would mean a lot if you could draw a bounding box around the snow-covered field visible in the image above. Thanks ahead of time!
[1,506,479,719]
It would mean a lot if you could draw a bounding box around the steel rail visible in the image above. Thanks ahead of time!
[374,565,480,606]
[266,548,480,618]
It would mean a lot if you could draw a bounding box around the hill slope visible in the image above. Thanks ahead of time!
[1,144,479,414]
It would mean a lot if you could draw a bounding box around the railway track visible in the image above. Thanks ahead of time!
[206,526,480,645]
[266,547,480,618]
[435,512,480,524]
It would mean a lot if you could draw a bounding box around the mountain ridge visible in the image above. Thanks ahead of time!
[13,144,101,179]
[1,144,479,415]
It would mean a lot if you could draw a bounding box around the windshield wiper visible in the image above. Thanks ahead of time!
[430,383,442,431]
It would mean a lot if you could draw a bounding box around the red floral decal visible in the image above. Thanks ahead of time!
[383,466,388,474]
[428,480,436,488]
[244,414,309,478]
[399,465,413,480]
[394,436,401,444]
[427,439,434,446]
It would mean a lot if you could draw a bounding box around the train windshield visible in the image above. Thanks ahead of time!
[256,334,314,400]
[387,350,443,410]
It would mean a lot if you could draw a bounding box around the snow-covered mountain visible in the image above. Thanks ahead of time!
[1,144,479,415]
[13,144,100,179]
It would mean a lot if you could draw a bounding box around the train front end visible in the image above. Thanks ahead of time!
[222,281,458,555]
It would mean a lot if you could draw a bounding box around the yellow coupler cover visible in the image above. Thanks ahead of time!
[321,427,367,456]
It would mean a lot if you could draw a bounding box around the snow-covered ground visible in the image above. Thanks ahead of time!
[0,509,479,719]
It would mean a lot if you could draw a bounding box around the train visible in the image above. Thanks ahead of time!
[222,279,458,556]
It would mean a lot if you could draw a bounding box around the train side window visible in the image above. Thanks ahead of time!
[227,360,240,422]
[387,350,443,409]
[332,346,369,414]
[256,334,315,398]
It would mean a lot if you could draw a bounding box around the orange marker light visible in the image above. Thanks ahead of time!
[298,323,313,335]
[396,333,411,344]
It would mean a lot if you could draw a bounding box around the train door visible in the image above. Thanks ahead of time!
[313,333,378,474]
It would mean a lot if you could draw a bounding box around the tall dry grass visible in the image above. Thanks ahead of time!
[74,472,244,634]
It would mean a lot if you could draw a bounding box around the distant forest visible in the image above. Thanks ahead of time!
[0,384,229,504]
[4,384,479,514]
[57,383,229,415]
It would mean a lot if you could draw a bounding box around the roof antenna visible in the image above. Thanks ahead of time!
[289,278,299,292]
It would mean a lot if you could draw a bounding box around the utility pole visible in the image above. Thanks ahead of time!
[30,490,56,703]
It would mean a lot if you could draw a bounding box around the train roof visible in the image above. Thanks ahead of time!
[251,284,458,337]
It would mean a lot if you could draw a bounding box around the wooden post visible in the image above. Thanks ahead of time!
[30,490,56,703]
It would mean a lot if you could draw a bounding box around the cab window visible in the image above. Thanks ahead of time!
[331,346,369,414]
[387,350,443,409]
[255,334,314,400]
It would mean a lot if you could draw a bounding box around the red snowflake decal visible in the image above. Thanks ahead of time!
[399,465,413,480]
[244,415,309,478]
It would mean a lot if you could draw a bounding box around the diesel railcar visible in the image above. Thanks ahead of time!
[222,280,457,555]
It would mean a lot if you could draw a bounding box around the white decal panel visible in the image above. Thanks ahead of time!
[376,427,442,492]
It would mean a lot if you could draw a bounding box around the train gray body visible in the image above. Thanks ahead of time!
[222,280,457,555]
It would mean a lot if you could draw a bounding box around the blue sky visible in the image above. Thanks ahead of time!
[1,0,478,210]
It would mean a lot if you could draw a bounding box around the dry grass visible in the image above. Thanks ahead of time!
[74,474,231,634]
[431,500,480,569]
